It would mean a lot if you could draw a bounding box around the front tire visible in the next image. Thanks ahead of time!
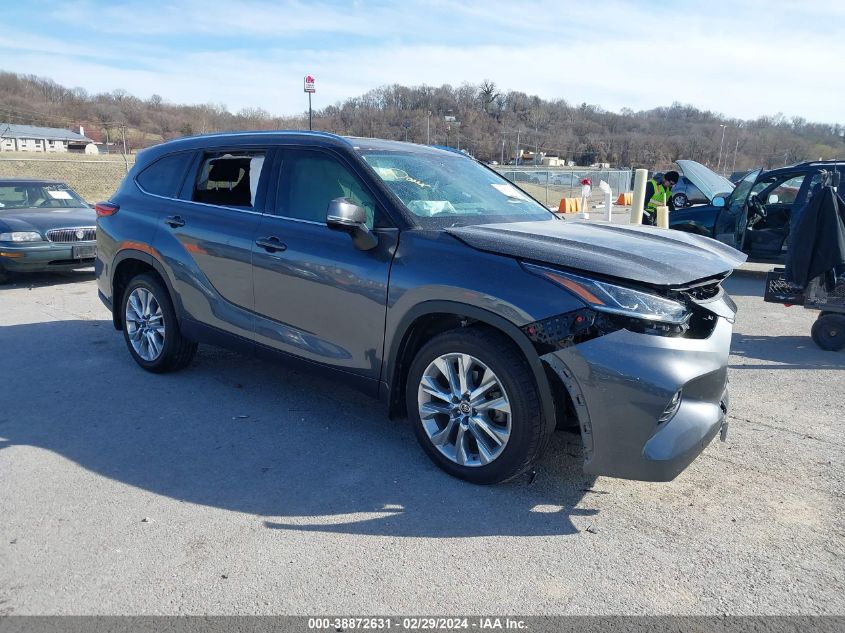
[673,193,689,208]
[121,272,197,372]
[405,327,551,484]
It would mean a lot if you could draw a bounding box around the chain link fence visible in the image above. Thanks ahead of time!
[495,167,633,209]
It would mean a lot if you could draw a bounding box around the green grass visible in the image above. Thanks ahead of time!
[0,152,133,202]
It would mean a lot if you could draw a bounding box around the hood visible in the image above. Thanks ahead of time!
[0,207,96,234]
[677,159,735,201]
[446,219,747,288]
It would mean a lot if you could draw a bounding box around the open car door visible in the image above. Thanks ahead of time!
[713,168,762,248]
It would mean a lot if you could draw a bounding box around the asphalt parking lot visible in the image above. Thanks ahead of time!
[0,269,843,615]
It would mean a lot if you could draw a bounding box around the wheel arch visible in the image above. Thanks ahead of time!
[383,301,556,427]
[111,249,179,330]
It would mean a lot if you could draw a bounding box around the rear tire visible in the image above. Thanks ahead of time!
[121,272,197,372]
[811,313,845,351]
[405,326,551,484]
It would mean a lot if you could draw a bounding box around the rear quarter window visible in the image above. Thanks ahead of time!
[136,152,193,198]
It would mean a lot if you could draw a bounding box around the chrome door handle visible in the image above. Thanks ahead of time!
[255,236,287,253]
[164,215,185,228]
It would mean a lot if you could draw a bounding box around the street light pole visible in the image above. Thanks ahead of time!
[716,124,727,174]
[732,125,741,174]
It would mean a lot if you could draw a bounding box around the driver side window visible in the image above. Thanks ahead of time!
[279,151,376,228]
[753,174,805,206]
[769,176,805,205]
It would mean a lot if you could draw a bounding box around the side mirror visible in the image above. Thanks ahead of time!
[326,198,378,251]
[767,194,779,204]
[712,196,726,208]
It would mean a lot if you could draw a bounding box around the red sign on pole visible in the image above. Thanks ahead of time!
[304,75,316,93]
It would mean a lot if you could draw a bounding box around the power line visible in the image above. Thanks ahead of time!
[0,104,125,129]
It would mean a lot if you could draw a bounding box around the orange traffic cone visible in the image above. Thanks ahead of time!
[557,198,582,214]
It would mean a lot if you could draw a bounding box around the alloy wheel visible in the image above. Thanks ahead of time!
[417,353,512,467]
[125,287,165,361]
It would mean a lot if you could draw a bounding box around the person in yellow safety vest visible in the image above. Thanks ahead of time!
[642,170,679,225]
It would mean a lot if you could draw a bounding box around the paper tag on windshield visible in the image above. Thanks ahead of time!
[491,183,529,200]
[47,190,73,200]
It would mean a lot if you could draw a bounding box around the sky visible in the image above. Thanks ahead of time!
[1,0,844,124]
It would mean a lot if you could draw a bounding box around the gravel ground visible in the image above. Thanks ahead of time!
[0,269,842,615]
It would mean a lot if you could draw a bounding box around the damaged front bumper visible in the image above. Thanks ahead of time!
[543,299,734,482]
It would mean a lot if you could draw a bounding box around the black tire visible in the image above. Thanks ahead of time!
[405,326,552,484]
[0,267,10,285]
[811,313,845,352]
[672,193,689,208]
[120,272,198,372]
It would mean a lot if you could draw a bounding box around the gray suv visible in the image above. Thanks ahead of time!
[96,132,746,484]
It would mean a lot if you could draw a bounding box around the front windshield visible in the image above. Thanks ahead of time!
[728,169,762,214]
[0,183,87,210]
[358,149,554,227]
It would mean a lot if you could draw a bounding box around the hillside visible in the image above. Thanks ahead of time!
[1,71,843,170]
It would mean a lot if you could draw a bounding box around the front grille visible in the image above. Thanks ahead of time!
[683,281,722,301]
[46,227,96,243]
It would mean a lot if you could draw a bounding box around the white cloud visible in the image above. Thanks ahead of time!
[2,0,844,123]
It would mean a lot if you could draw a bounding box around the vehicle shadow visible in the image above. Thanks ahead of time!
[0,319,598,538]
[730,333,845,369]
[0,269,95,289]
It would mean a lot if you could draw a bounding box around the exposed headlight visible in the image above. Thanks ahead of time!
[528,266,690,324]
[0,231,43,242]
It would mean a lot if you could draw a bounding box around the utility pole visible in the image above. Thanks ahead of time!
[501,138,505,165]
[120,124,128,174]
[516,128,521,166]
[427,111,431,145]
[716,124,727,174]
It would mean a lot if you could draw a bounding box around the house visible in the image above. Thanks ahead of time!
[0,123,97,154]
[541,155,564,167]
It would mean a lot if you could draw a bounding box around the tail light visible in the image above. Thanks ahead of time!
[95,202,119,217]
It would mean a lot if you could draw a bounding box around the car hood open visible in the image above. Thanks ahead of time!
[677,159,735,201]
[446,219,747,288]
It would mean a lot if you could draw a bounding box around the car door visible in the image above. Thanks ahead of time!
[713,168,761,247]
[155,147,272,340]
[251,146,398,381]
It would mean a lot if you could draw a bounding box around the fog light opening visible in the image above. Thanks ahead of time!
[658,390,682,424]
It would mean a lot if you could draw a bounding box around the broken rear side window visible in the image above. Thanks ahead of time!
[192,151,266,209]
